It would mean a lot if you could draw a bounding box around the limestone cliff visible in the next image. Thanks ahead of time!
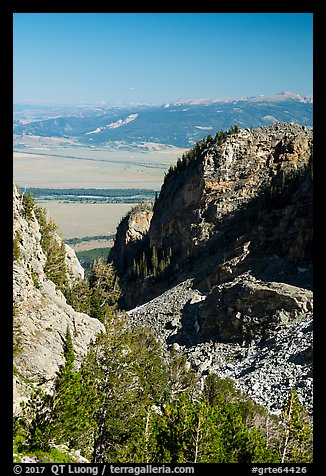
[149,122,312,269]
[13,184,104,415]
[110,123,312,308]
[110,123,313,413]
[108,203,153,277]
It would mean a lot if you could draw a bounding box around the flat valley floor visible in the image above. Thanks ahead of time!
[38,200,132,241]
[13,136,185,247]
[13,136,184,189]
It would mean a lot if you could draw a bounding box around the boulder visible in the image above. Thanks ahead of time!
[197,273,313,343]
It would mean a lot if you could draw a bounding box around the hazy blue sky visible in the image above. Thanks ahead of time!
[13,13,313,105]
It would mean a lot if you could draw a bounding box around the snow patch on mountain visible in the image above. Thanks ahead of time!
[195,125,213,130]
[85,127,105,135]
[262,115,279,123]
[107,114,139,129]
[85,114,139,135]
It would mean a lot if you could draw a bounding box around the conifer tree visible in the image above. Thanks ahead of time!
[44,239,67,291]
[64,277,91,314]
[139,251,148,278]
[151,246,158,276]
[34,206,68,291]
[49,326,99,457]
[280,388,313,463]
[91,320,167,462]
[166,348,198,399]
[13,231,22,261]
[22,193,35,221]
[89,258,121,322]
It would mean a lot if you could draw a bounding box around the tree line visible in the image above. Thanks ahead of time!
[24,187,157,204]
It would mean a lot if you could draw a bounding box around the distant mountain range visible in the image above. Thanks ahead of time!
[13,92,313,149]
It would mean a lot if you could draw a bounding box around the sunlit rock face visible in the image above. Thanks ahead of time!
[13,184,104,415]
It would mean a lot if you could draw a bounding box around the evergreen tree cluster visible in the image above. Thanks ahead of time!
[33,206,68,292]
[14,189,68,291]
[131,245,172,280]
[165,125,240,179]
[16,188,120,321]
[21,192,36,221]
[14,189,36,260]
[64,258,121,323]
[14,311,313,463]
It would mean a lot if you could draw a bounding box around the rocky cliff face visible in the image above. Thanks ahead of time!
[151,122,312,274]
[111,123,312,306]
[13,185,104,415]
[110,123,313,414]
[108,203,153,277]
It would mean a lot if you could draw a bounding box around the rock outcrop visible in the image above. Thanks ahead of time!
[196,273,313,343]
[110,123,312,308]
[127,273,313,415]
[149,122,312,265]
[109,203,153,277]
[111,123,313,414]
[13,184,104,415]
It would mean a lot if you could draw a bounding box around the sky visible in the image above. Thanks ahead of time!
[13,13,313,106]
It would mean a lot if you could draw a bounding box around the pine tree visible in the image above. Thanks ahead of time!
[280,389,313,463]
[13,387,53,453]
[13,231,22,261]
[151,246,158,276]
[171,349,198,397]
[34,207,59,254]
[91,320,168,463]
[89,258,121,323]
[144,391,278,463]
[139,252,148,278]
[22,193,35,221]
[131,258,140,279]
[49,326,100,458]
[44,239,67,291]
[34,206,68,291]
[64,277,91,314]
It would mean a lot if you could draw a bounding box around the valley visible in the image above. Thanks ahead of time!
[37,201,131,243]
[13,135,185,249]
[13,93,312,251]
[13,139,183,190]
